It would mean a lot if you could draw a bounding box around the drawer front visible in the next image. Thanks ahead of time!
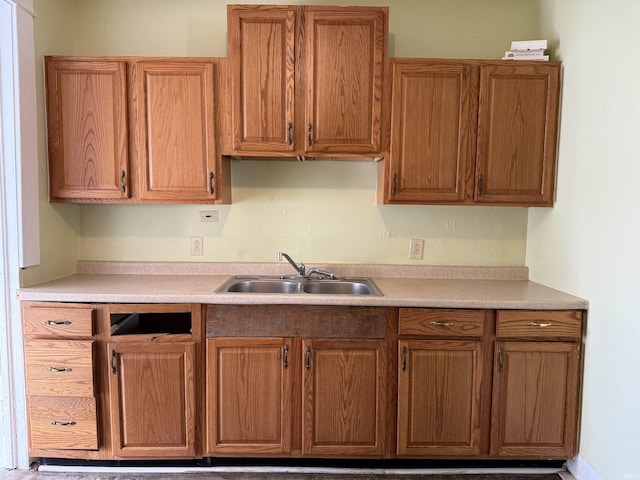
[28,395,98,450]
[24,340,94,396]
[23,306,94,337]
[399,308,485,337]
[496,310,582,339]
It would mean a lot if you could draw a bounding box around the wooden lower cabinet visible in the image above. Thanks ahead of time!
[108,341,196,458]
[490,341,581,458]
[206,338,292,454]
[302,339,386,456]
[397,339,483,456]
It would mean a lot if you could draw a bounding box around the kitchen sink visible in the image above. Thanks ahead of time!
[215,276,383,296]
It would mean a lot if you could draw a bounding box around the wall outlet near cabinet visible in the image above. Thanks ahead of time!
[190,236,204,256]
[199,210,219,223]
[409,238,424,260]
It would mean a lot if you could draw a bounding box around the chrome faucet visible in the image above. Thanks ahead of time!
[305,267,335,279]
[278,252,305,277]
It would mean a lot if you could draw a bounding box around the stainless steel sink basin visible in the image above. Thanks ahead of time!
[302,280,376,295]
[215,276,382,296]
[226,279,299,294]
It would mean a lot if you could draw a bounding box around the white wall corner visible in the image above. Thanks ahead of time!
[568,456,607,480]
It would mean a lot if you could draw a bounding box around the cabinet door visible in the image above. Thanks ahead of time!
[132,61,218,202]
[228,6,296,154]
[398,340,483,456]
[45,58,129,201]
[302,339,385,456]
[108,342,196,458]
[491,341,580,458]
[304,7,386,155]
[476,63,560,206]
[206,338,292,455]
[387,60,477,203]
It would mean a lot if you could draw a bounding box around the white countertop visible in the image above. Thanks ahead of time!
[17,262,589,310]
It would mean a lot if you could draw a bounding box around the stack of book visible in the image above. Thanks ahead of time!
[503,40,549,61]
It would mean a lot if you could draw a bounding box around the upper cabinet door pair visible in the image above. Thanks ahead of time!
[46,57,222,203]
[228,5,387,157]
[385,60,560,206]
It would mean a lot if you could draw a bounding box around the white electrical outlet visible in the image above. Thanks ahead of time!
[199,210,219,223]
[409,238,424,260]
[190,236,204,256]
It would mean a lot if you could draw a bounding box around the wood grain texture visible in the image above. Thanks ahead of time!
[399,308,486,338]
[109,341,196,458]
[22,304,94,338]
[206,337,292,454]
[476,63,560,206]
[133,61,218,202]
[490,341,580,458]
[228,5,296,153]
[45,57,129,201]
[24,339,94,397]
[304,7,386,155]
[496,310,582,340]
[397,339,483,456]
[302,339,385,456]
[28,395,98,450]
[386,60,477,203]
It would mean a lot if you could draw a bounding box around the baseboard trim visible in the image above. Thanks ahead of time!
[568,456,605,480]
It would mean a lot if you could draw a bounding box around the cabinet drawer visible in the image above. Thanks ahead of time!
[28,395,98,450]
[23,306,94,337]
[399,309,485,337]
[496,310,582,339]
[24,340,94,396]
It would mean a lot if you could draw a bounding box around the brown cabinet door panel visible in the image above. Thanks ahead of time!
[228,6,296,154]
[398,340,483,456]
[476,63,560,205]
[133,61,218,201]
[491,341,580,457]
[387,60,477,203]
[305,8,386,155]
[109,342,196,458]
[302,339,385,456]
[206,337,292,454]
[45,58,129,201]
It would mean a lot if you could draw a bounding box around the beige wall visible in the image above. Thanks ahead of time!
[24,0,540,285]
[532,1,640,479]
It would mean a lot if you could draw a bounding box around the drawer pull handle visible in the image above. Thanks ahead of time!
[208,171,215,195]
[47,367,72,372]
[51,421,77,427]
[111,349,117,374]
[287,122,293,146]
[45,320,71,326]
[497,348,504,373]
[430,321,454,327]
[305,346,311,371]
[528,322,553,328]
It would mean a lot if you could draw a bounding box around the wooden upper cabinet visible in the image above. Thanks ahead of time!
[381,59,561,207]
[227,5,387,158]
[228,6,296,154]
[132,61,219,202]
[46,58,129,201]
[476,63,560,206]
[386,60,478,203]
[304,7,386,155]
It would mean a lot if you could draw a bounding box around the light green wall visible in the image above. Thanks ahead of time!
[25,0,541,285]
[531,2,640,479]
